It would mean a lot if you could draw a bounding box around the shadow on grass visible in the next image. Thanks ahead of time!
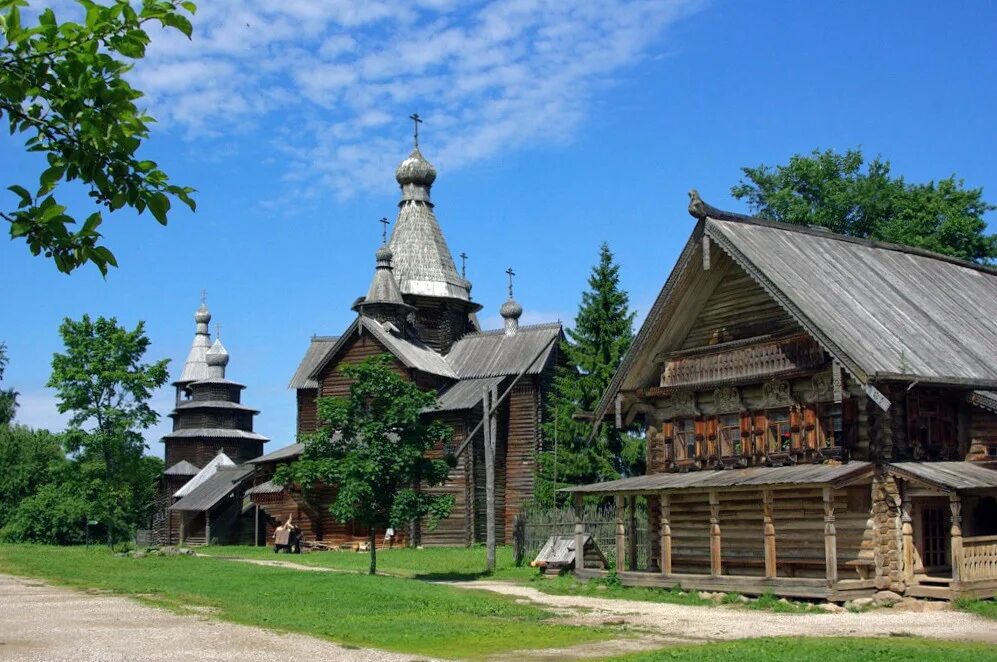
[412,570,495,582]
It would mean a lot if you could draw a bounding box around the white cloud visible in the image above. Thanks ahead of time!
[127,0,702,195]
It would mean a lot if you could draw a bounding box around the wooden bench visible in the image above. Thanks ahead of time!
[844,558,876,580]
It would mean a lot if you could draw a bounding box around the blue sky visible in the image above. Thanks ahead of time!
[2,0,995,457]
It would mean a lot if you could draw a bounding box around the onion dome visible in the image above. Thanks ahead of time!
[176,301,213,385]
[395,147,437,188]
[205,338,229,378]
[194,303,211,325]
[501,297,523,336]
[352,244,412,319]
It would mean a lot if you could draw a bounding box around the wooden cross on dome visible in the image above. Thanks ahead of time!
[506,267,516,298]
[379,217,389,243]
[215,322,221,340]
[200,288,207,305]
[409,113,422,148]
[460,252,468,278]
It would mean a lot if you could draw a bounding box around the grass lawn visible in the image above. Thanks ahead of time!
[202,543,538,581]
[607,636,997,661]
[202,546,824,612]
[0,544,610,659]
[954,597,997,620]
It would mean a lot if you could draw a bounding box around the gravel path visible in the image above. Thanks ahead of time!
[453,580,997,645]
[0,574,429,662]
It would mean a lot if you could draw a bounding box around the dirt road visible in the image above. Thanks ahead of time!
[0,574,426,662]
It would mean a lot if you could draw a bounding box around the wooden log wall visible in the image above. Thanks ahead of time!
[421,412,472,546]
[296,388,318,434]
[969,404,997,460]
[317,334,408,399]
[174,410,253,430]
[660,485,873,578]
[504,380,539,540]
[165,439,263,468]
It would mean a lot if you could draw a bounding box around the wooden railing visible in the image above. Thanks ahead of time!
[961,535,997,581]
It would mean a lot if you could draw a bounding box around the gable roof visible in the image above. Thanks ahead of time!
[171,465,254,512]
[309,317,457,381]
[173,452,236,498]
[247,442,305,464]
[289,336,338,389]
[446,323,562,379]
[596,210,997,423]
[164,460,200,476]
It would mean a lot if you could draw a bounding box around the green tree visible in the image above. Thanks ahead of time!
[47,314,168,545]
[276,355,454,574]
[0,342,18,425]
[731,148,996,263]
[1,0,197,275]
[0,424,65,526]
[536,243,639,506]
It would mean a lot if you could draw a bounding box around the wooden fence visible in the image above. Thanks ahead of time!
[513,501,649,569]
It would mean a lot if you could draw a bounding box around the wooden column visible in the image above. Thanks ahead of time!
[615,494,625,571]
[573,493,585,572]
[660,493,672,576]
[709,491,722,576]
[254,504,260,547]
[901,489,914,583]
[627,497,638,571]
[762,489,777,579]
[950,493,963,583]
[483,387,496,573]
[205,511,211,546]
[822,486,838,583]
[179,513,186,546]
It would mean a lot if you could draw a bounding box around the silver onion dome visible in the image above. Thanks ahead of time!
[395,147,437,187]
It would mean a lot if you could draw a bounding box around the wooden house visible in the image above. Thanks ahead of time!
[249,140,562,547]
[565,193,997,601]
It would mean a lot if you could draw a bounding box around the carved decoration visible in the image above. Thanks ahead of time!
[660,390,699,419]
[713,386,742,414]
[761,379,795,408]
[807,373,834,404]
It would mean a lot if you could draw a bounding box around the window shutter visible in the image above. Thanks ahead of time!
[662,420,674,463]
[789,406,803,450]
[803,405,818,449]
[740,412,753,456]
[753,412,768,454]
[706,417,719,457]
[694,418,706,457]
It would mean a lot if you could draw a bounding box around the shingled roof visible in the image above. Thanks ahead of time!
[289,336,338,389]
[596,204,997,423]
[446,323,562,379]
[171,465,254,512]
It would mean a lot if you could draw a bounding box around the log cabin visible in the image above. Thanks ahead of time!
[565,192,997,601]
[247,137,563,548]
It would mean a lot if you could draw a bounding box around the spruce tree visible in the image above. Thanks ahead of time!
[536,243,639,506]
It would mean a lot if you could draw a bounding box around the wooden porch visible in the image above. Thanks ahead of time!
[566,462,879,601]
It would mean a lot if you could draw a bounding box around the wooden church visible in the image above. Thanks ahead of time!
[246,133,563,547]
[566,193,997,601]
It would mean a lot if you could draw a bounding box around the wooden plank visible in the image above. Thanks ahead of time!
[763,489,777,578]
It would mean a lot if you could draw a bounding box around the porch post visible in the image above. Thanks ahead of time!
[615,495,625,572]
[179,513,186,546]
[762,489,777,579]
[901,489,914,583]
[709,490,722,576]
[822,486,838,583]
[660,492,672,575]
[573,493,585,572]
[205,511,211,545]
[626,496,638,571]
[950,493,963,583]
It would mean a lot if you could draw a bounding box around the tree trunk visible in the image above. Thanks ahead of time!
[369,527,377,575]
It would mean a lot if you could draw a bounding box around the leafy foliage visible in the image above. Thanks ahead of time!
[276,354,455,574]
[0,341,18,425]
[46,314,168,545]
[1,0,197,274]
[536,243,639,506]
[0,424,64,527]
[731,148,997,263]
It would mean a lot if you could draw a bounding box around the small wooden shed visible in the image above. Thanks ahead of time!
[532,535,608,575]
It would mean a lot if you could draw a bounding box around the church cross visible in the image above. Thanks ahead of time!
[215,322,221,340]
[459,252,468,278]
[409,113,422,148]
[200,288,207,305]
[379,217,389,243]
[505,267,516,298]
